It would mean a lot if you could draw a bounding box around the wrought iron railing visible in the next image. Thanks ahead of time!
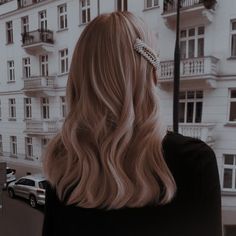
[17,0,46,8]
[23,76,55,90]
[21,29,54,46]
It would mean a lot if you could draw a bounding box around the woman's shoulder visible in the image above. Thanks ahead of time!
[162,130,216,170]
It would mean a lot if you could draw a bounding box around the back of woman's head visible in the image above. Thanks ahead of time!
[43,11,176,210]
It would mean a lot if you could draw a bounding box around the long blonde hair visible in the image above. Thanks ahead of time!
[43,11,176,210]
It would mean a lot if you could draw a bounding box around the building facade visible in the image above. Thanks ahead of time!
[0,0,235,234]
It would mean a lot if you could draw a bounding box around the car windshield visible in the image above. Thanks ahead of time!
[38,180,48,189]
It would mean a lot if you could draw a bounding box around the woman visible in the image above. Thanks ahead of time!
[42,11,222,236]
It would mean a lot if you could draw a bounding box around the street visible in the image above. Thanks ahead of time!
[0,160,44,236]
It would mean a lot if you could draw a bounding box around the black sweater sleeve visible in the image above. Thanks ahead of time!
[42,184,56,236]
[195,145,222,236]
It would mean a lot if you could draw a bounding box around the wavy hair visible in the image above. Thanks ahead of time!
[43,11,176,210]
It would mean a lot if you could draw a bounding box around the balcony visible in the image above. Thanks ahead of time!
[162,0,216,29]
[17,0,46,8]
[25,120,60,137]
[21,29,54,55]
[22,76,56,97]
[168,123,216,147]
[159,56,219,90]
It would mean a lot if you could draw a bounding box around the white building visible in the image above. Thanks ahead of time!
[0,0,235,234]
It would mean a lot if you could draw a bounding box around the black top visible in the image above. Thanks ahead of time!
[42,131,222,236]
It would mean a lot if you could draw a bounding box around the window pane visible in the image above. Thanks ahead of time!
[225,225,236,236]
[231,35,236,56]
[223,168,233,188]
[229,102,236,121]
[189,28,195,37]
[198,26,204,35]
[188,40,195,58]
[232,21,236,30]
[146,0,152,8]
[178,103,185,123]
[180,41,186,59]
[179,91,186,99]
[187,102,194,123]
[196,91,203,99]
[180,30,186,38]
[82,10,86,23]
[198,38,204,57]
[187,91,194,99]
[224,155,234,165]
[195,102,202,123]
[231,90,236,98]
[154,0,158,6]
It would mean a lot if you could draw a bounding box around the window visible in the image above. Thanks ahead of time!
[6,21,13,44]
[117,0,128,11]
[180,26,204,59]
[10,136,17,156]
[58,4,67,30]
[145,0,158,8]
[24,98,32,119]
[40,55,49,76]
[231,20,236,57]
[59,49,69,74]
[80,0,90,24]
[41,138,49,155]
[178,91,203,123]
[7,60,15,82]
[21,16,29,34]
[23,57,31,78]
[223,154,236,191]
[0,135,3,154]
[9,98,16,119]
[60,96,66,118]
[229,90,236,122]
[39,10,47,30]
[25,137,33,159]
[41,97,50,119]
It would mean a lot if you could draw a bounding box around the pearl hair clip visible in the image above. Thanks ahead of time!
[134,38,160,71]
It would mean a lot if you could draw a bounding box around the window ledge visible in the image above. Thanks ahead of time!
[224,122,236,127]
[8,118,16,121]
[10,155,17,159]
[5,42,14,46]
[221,191,236,196]
[78,22,89,27]
[227,56,236,60]
[7,80,16,84]
[56,28,69,33]
[143,5,160,12]
[57,72,69,77]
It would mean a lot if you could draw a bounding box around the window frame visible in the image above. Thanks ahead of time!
[38,10,47,30]
[10,136,17,157]
[23,57,31,78]
[228,89,236,123]
[178,90,203,124]
[60,96,66,118]
[117,0,128,11]
[222,154,236,192]
[24,97,32,119]
[58,3,68,30]
[41,97,50,120]
[9,98,16,119]
[6,20,13,44]
[59,48,69,74]
[0,135,3,154]
[0,99,1,120]
[144,0,159,9]
[25,137,33,159]
[7,60,15,82]
[230,19,236,57]
[180,26,205,59]
[80,0,91,24]
[21,16,29,34]
[40,55,49,76]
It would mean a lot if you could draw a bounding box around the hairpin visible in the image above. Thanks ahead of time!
[134,38,160,71]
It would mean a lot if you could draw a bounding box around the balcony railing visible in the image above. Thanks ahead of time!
[163,0,205,13]
[23,76,54,89]
[25,120,59,135]
[160,56,219,81]
[168,123,215,146]
[22,29,54,46]
[17,0,46,8]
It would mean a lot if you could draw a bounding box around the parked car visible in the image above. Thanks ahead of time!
[2,167,16,189]
[7,174,48,208]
